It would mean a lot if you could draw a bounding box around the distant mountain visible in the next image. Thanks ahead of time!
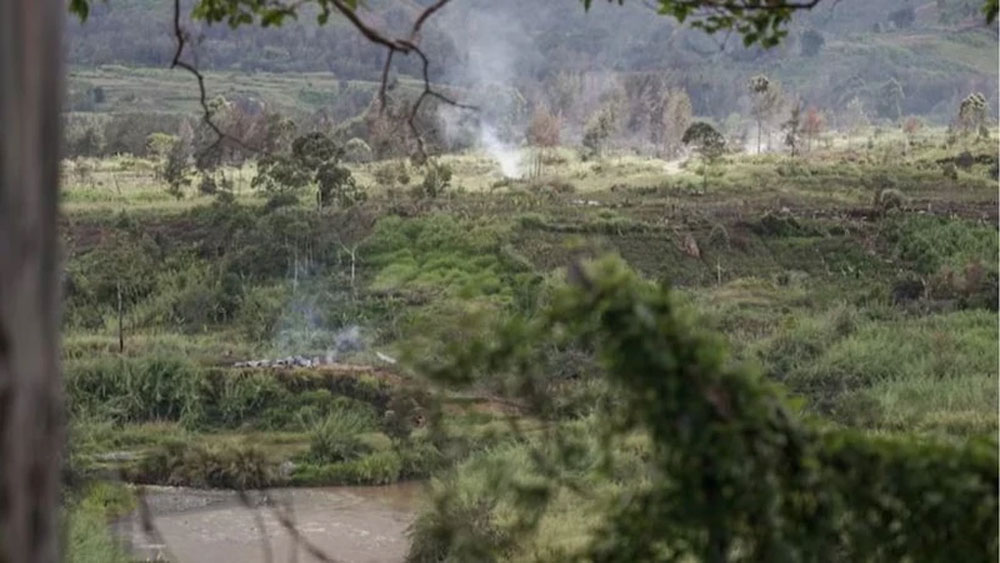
[67,0,997,122]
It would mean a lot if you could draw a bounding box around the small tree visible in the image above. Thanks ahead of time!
[70,126,102,158]
[72,158,93,190]
[782,103,802,157]
[252,154,311,199]
[902,116,923,145]
[877,78,905,122]
[800,29,825,57]
[253,132,361,209]
[802,107,826,152]
[317,160,364,208]
[843,97,869,148]
[162,138,190,200]
[958,92,989,136]
[582,105,618,160]
[747,75,784,154]
[145,132,177,163]
[418,162,453,199]
[331,207,377,293]
[682,122,726,189]
[526,106,561,178]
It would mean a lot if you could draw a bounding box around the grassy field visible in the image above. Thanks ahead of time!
[68,65,400,117]
[61,130,998,560]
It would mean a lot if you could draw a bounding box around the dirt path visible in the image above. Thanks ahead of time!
[115,484,422,563]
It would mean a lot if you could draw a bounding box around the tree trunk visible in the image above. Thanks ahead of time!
[117,281,124,354]
[0,1,66,562]
[350,248,357,293]
[756,121,761,154]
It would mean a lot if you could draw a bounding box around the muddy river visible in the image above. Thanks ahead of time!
[114,483,422,563]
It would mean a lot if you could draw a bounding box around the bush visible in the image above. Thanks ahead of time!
[237,285,287,342]
[883,215,998,275]
[873,188,905,213]
[343,137,373,163]
[198,174,218,195]
[196,370,291,428]
[928,261,999,310]
[416,163,453,199]
[373,160,410,187]
[305,408,379,463]
[131,441,275,489]
[316,160,364,208]
[292,449,404,485]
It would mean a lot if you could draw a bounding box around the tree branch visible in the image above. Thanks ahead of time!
[170,0,257,161]
[171,0,474,163]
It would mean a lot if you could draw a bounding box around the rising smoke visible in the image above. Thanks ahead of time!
[435,5,529,178]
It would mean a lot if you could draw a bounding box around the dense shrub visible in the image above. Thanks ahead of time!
[415,163,453,199]
[131,441,275,489]
[883,215,998,276]
[409,257,998,561]
[363,215,523,300]
[373,160,410,187]
[304,408,380,463]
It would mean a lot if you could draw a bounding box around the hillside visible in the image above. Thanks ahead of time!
[66,0,998,123]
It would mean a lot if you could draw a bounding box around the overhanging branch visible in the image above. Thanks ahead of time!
[171,0,475,162]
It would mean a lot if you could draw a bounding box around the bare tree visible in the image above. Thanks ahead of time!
[526,105,561,178]
[747,75,784,154]
[0,1,65,562]
[661,88,693,158]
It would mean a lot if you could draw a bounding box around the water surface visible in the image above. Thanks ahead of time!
[116,483,422,562]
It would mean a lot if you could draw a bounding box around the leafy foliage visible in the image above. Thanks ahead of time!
[682,121,726,187]
[162,138,191,200]
[581,105,620,160]
[413,256,998,561]
[417,163,453,199]
[585,0,823,47]
[253,132,361,208]
[782,102,802,156]
[959,92,990,135]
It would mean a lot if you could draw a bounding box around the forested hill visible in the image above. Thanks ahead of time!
[67,0,997,121]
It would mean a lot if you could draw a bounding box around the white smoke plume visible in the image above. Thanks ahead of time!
[435,5,528,178]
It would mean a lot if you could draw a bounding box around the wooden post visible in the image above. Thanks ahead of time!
[0,0,66,561]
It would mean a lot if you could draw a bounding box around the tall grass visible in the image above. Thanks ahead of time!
[65,355,202,424]
[758,309,998,436]
[65,482,134,563]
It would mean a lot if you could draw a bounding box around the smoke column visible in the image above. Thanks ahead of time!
[436,4,527,178]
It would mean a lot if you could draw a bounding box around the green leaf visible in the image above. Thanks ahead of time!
[69,0,89,22]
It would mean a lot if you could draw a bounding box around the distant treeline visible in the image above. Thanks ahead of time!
[66,0,997,123]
